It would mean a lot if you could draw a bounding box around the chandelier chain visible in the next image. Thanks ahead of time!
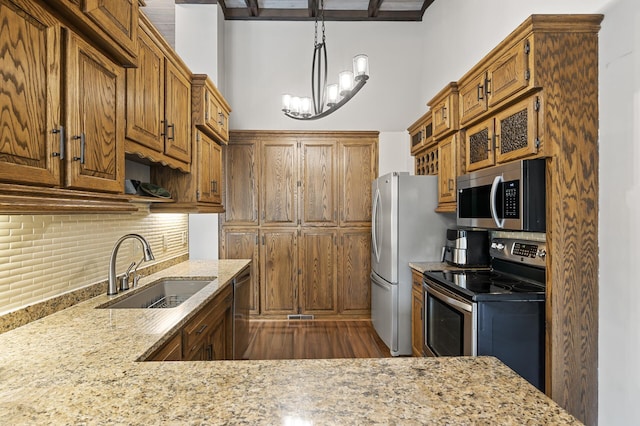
[314,0,326,46]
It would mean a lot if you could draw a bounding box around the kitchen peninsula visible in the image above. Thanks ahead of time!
[0,260,578,424]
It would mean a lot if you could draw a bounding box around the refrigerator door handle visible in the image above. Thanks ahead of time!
[372,187,381,262]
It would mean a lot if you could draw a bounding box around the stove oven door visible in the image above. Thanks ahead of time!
[423,279,476,357]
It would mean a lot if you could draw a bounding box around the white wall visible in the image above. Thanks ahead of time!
[177,0,639,422]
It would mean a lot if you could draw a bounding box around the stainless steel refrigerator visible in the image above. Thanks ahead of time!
[371,172,454,356]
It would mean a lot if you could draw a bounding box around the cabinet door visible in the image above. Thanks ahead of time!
[465,118,495,172]
[260,139,297,226]
[300,229,338,314]
[411,270,424,357]
[125,26,164,152]
[432,94,458,139]
[65,32,124,193]
[260,229,298,315]
[204,88,220,135]
[494,95,541,164]
[438,134,457,205]
[224,140,259,225]
[487,37,531,107]
[459,72,488,126]
[82,0,137,58]
[221,228,260,314]
[196,131,222,204]
[338,140,376,227]
[0,0,62,186]
[300,140,337,226]
[339,229,371,314]
[148,333,182,361]
[164,60,191,163]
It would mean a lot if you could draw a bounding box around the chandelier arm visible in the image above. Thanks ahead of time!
[284,79,367,121]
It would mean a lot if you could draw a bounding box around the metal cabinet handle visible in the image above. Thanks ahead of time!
[196,324,208,335]
[477,84,484,101]
[218,112,224,127]
[485,77,491,94]
[442,106,447,121]
[72,133,85,164]
[167,124,175,140]
[448,178,454,191]
[51,126,65,159]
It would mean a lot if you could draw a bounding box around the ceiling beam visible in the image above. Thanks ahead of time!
[368,0,383,18]
[245,0,259,17]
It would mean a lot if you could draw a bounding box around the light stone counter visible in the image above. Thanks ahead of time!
[0,260,580,425]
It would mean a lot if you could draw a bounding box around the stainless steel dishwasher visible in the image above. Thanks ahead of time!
[233,265,251,360]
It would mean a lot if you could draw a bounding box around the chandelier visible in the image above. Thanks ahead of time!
[281,0,369,120]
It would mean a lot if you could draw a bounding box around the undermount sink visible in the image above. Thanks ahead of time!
[98,277,215,309]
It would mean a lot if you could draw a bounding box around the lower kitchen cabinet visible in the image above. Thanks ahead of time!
[299,229,338,315]
[260,229,298,315]
[339,229,371,315]
[221,228,260,314]
[148,333,182,361]
[183,284,233,361]
[411,269,424,357]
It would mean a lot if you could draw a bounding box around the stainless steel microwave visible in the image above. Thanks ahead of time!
[456,159,546,231]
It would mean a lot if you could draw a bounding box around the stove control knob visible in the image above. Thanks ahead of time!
[537,249,547,259]
[491,242,505,250]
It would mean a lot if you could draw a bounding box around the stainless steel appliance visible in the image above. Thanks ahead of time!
[457,159,546,231]
[371,172,454,356]
[423,237,546,390]
[442,228,489,267]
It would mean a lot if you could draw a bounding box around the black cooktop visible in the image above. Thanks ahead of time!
[423,269,545,302]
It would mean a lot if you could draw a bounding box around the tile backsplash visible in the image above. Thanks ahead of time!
[0,208,189,316]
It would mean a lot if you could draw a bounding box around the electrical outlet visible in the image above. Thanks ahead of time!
[162,234,168,251]
[182,231,188,246]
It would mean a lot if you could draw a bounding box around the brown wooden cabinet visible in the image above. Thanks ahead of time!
[196,131,223,205]
[221,131,378,319]
[65,32,125,193]
[464,95,542,172]
[125,13,191,172]
[436,133,457,212]
[183,283,233,361]
[411,269,424,357]
[300,140,338,227]
[338,229,371,315]
[299,229,338,315]
[429,83,459,140]
[192,74,231,144]
[45,0,138,66]
[338,140,377,227]
[260,139,298,226]
[408,111,434,155]
[260,229,298,315]
[0,2,124,194]
[220,228,260,314]
[147,333,182,361]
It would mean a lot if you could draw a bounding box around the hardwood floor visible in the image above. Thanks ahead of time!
[243,320,392,360]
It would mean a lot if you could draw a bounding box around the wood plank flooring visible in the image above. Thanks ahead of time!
[243,320,392,360]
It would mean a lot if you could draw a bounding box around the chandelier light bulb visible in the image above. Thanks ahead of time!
[300,97,312,117]
[282,94,292,112]
[339,71,354,96]
[326,84,339,107]
[290,96,301,116]
[353,54,369,81]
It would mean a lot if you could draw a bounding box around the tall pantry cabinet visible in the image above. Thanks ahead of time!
[220,131,378,318]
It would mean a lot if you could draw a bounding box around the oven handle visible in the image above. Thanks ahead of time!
[425,281,473,313]
[490,175,505,229]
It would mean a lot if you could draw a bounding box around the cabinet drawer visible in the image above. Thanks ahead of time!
[182,303,215,356]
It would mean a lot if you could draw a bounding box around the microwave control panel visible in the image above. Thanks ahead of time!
[503,180,519,218]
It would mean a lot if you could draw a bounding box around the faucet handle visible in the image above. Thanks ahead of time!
[120,262,136,291]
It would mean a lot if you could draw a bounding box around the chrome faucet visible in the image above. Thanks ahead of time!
[108,234,155,295]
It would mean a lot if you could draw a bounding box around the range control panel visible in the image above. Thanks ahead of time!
[490,238,546,268]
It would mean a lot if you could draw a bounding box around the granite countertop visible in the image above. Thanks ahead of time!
[0,260,580,424]
[409,261,492,274]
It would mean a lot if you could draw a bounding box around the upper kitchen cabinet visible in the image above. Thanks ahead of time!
[0,0,62,188]
[408,111,434,155]
[260,138,298,226]
[64,31,125,193]
[464,95,542,172]
[44,0,138,67]
[0,0,132,213]
[338,138,377,227]
[300,139,338,227]
[192,74,231,144]
[224,137,259,225]
[428,83,459,141]
[125,12,191,172]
